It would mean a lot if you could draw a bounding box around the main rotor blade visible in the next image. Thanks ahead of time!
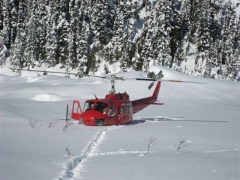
[88,75,124,80]
[10,68,77,75]
[87,75,107,79]
[10,68,206,84]
[160,79,207,84]
[135,78,158,81]
[127,77,206,84]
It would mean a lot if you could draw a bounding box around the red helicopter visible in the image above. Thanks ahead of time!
[70,72,206,126]
[10,68,204,126]
[71,75,164,126]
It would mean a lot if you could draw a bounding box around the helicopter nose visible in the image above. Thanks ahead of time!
[82,111,106,126]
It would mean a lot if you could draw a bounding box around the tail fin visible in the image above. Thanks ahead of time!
[152,81,161,100]
[132,81,161,114]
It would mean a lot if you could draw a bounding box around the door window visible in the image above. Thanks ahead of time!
[108,105,116,117]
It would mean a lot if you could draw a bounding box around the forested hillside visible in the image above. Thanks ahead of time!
[0,0,239,81]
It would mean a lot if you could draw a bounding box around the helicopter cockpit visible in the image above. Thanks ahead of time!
[84,101,115,116]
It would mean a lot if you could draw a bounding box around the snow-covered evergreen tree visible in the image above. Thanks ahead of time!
[56,0,70,67]
[10,0,28,71]
[0,0,3,31]
[38,0,48,64]
[90,0,114,47]
[2,0,12,49]
[68,0,79,69]
[231,15,240,81]
[23,0,42,67]
[133,0,172,71]
[195,0,212,77]
[154,0,172,67]
[175,0,191,70]
[169,0,182,68]
[221,1,236,79]
[225,5,239,80]
[45,1,58,67]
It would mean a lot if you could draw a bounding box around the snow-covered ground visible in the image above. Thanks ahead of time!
[0,65,239,180]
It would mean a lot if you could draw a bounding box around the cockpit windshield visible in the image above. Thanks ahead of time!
[84,101,95,111]
[95,102,108,114]
[84,101,108,114]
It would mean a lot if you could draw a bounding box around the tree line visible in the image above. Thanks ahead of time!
[0,0,239,81]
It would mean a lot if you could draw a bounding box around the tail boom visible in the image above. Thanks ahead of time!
[132,81,161,114]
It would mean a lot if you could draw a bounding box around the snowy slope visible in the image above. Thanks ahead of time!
[0,65,239,180]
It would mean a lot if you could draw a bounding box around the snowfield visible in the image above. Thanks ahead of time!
[0,65,239,180]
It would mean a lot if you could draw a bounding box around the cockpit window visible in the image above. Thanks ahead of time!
[108,105,116,117]
[95,102,108,113]
[84,101,108,114]
[84,101,95,111]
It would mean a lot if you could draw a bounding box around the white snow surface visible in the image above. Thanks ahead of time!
[0,65,239,180]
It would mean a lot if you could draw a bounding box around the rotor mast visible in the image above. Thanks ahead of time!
[108,75,125,94]
[110,75,116,94]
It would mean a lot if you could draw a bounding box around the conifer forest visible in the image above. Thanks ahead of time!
[0,0,239,81]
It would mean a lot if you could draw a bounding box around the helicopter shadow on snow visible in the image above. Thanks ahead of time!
[130,117,228,125]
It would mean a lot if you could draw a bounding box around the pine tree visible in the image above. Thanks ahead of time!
[90,0,114,47]
[66,0,92,76]
[225,6,239,80]
[77,20,90,76]
[221,1,236,79]
[101,0,136,71]
[133,16,153,71]
[175,0,191,70]
[68,0,79,69]
[118,0,134,71]
[208,0,222,74]
[169,0,182,68]
[154,0,172,67]
[38,0,48,64]
[209,0,222,45]
[10,0,28,70]
[0,0,3,31]
[2,0,12,49]
[111,1,125,62]
[45,1,58,67]
[23,0,42,67]
[56,0,70,67]
[133,0,172,71]
[194,0,212,77]
[10,0,19,46]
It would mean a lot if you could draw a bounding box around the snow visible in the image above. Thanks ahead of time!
[0,65,240,180]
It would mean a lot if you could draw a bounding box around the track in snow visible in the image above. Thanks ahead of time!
[56,126,120,180]
[56,116,225,180]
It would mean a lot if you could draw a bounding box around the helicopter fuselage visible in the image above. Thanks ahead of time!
[72,93,133,126]
[71,81,162,126]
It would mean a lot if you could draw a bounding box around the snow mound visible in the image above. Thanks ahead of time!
[149,65,188,80]
[31,93,65,101]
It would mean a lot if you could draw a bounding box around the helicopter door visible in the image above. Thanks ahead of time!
[71,100,82,120]
[116,106,123,124]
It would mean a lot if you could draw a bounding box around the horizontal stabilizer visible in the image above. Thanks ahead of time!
[152,102,164,105]
[144,102,164,105]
